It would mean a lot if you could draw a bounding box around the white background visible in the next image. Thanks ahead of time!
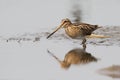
[0,0,120,35]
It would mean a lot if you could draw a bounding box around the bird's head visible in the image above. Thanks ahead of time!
[61,18,71,28]
[47,18,71,39]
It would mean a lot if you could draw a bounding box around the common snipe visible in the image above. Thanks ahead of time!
[47,18,101,50]
[47,48,97,69]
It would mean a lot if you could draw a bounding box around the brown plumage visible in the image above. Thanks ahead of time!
[47,18,101,50]
[47,18,100,39]
[47,48,97,69]
[64,22,99,38]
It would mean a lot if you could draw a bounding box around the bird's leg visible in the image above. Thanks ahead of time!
[82,38,86,51]
[83,44,86,51]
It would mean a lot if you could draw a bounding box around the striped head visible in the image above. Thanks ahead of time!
[61,18,72,28]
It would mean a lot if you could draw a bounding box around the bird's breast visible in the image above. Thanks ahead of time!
[65,26,82,38]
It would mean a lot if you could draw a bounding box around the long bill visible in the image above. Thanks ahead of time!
[47,50,61,63]
[47,22,65,39]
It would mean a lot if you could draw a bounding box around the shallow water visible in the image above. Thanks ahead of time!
[0,0,120,80]
[0,36,120,80]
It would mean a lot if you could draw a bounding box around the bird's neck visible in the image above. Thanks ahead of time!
[64,23,72,28]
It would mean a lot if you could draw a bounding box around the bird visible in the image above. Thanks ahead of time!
[47,18,102,50]
[47,48,97,69]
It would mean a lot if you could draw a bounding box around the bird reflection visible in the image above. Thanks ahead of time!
[47,48,97,69]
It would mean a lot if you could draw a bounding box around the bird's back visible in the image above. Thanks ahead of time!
[77,23,98,35]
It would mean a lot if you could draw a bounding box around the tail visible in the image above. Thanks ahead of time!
[47,50,61,63]
[96,25,102,29]
[86,34,110,38]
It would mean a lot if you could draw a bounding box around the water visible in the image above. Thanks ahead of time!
[0,0,120,80]
[0,38,120,80]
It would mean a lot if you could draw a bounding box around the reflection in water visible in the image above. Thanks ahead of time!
[47,48,97,69]
[98,65,120,79]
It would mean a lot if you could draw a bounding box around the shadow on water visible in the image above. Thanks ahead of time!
[97,65,120,79]
[47,47,98,69]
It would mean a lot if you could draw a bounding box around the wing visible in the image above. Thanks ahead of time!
[78,23,98,35]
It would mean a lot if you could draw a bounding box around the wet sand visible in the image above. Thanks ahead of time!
[53,26,120,46]
[1,26,120,47]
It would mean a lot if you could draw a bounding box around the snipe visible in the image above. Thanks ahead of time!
[47,18,102,50]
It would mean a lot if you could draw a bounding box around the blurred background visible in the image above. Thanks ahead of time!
[0,0,120,35]
[0,1,120,80]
